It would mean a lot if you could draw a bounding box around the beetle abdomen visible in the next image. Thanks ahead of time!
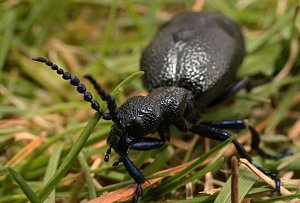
[141,12,245,102]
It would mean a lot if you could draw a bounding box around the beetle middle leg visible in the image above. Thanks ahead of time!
[200,119,293,159]
[189,123,281,191]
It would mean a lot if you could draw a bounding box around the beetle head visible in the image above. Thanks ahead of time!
[107,124,126,153]
[104,116,145,161]
[104,96,157,162]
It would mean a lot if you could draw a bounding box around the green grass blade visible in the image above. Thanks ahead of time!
[37,70,143,201]
[143,146,174,176]
[170,157,224,192]
[98,0,118,56]
[0,11,16,74]
[0,194,27,203]
[6,167,41,203]
[158,136,232,184]
[266,85,300,132]
[154,195,215,203]
[2,1,299,202]
[20,0,49,40]
[248,8,294,53]
[43,143,64,203]
[37,112,101,201]
[97,71,144,111]
[78,152,97,199]
[214,164,259,203]
[124,0,146,37]
[253,192,300,203]
[144,136,233,199]
[110,71,144,97]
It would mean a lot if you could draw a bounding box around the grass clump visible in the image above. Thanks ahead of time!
[0,1,299,202]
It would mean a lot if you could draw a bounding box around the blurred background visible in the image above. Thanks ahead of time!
[0,0,300,202]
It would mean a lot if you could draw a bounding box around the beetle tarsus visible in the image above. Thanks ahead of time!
[252,163,281,191]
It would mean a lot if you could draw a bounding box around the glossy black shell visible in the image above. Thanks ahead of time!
[141,12,246,108]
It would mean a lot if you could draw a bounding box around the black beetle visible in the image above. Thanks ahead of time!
[33,11,291,203]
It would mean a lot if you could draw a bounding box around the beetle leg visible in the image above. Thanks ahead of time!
[130,137,165,151]
[200,119,293,159]
[174,119,188,132]
[189,123,281,191]
[158,125,171,141]
[122,156,145,203]
[119,138,165,202]
[209,78,251,106]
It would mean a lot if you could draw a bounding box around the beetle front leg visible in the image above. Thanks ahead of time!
[189,123,281,191]
[122,156,145,203]
[118,138,165,203]
[200,119,293,159]
[158,125,170,141]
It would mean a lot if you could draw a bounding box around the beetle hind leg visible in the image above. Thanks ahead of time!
[247,124,293,159]
[189,123,281,191]
[209,78,252,106]
[200,119,293,159]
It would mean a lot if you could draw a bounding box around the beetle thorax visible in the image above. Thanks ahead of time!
[106,86,191,154]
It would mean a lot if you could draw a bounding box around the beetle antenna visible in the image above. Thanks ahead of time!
[84,75,119,123]
[32,57,106,117]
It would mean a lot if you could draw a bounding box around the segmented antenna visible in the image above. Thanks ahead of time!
[32,57,106,117]
[84,75,118,123]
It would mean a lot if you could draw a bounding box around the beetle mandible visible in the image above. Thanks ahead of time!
[33,11,291,203]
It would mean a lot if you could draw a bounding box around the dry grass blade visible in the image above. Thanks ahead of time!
[231,156,239,203]
[288,118,300,141]
[277,152,300,171]
[88,178,161,203]
[0,119,30,128]
[274,5,299,81]
[6,132,46,166]
[274,38,299,81]
[87,159,196,203]
[1,1,299,202]
[192,0,205,12]
[240,159,293,195]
